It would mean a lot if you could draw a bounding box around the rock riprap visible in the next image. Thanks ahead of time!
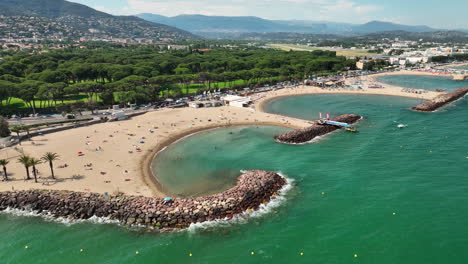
[412,87,468,112]
[274,114,362,144]
[0,170,286,230]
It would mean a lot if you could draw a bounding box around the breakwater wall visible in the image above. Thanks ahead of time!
[274,114,361,144]
[0,170,286,230]
[412,87,468,112]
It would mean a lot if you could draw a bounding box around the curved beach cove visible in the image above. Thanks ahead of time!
[377,74,468,91]
[152,125,290,197]
[451,65,468,70]
[2,92,468,263]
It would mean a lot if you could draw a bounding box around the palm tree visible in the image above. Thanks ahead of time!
[0,159,9,181]
[24,126,31,140]
[41,152,59,179]
[17,155,31,180]
[29,158,42,183]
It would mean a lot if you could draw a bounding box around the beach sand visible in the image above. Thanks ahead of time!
[0,71,444,198]
[0,107,309,197]
[256,72,441,111]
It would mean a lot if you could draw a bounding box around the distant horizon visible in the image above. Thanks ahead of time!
[68,0,468,29]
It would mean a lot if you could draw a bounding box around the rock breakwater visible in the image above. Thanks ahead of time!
[0,171,286,230]
[274,114,361,144]
[412,87,468,112]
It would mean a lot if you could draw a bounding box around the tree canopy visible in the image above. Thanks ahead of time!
[0,45,357,114]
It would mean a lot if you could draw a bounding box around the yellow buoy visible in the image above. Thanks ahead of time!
[251,251,255,255]
[300,252,304,256]
[24,245,29,249]
[354,254,358,258]
[189,253,193,257]
[136,251,139,255]
[393,212,396,215]
[80,249,84,252]
[321,192,325,196]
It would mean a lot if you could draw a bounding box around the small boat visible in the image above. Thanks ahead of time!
[345,127,358,133]
[397,124,407,128]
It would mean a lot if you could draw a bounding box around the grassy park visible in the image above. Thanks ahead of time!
[1,78,270,109]
[268,43,377,57]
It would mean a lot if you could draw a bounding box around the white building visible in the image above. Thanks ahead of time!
[406,56,429,64]
[221,95,252,108]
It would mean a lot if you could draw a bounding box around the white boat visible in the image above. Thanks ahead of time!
[397,124,407,128]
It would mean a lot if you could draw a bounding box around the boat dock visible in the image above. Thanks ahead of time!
[319,120,353,128]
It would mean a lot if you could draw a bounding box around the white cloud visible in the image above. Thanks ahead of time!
[126,0,382,22]
[127,0,248,16]
[317,0,382,22]
[91,5,134,15]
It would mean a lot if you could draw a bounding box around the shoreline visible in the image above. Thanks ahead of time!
[0,107,309,198]
[0,71,449,198]
[141,121,301,198]
[257,90,429,113]
[147,71,445,197]
[0,170,288,231]
[256,71,447,113]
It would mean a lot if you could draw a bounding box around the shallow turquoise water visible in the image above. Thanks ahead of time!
[2,93,468,264]
[152,125,290,197]
[451,65,468,70]
[377,74,468,91]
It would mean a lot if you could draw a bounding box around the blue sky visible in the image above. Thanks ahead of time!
[69,0,468,29]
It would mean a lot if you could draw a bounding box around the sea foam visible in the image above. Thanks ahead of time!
[186,171,294,233]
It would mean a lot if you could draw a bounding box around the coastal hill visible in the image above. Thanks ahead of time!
[0,0,112,18]
[0,0,196,41]
[352,21,434,34]
[137,14,320,34]
[137,13,441,37]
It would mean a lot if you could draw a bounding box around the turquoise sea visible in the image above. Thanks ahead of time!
[377,74,468,91]
[2,75,468,263]
[451,65,468,70]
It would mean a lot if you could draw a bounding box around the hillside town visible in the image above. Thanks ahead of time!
[0,15,191,45]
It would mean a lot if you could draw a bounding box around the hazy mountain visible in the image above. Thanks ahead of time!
[353,21,434,33]
[0,0,196,40]
[137,14,315,34]
[273,20,356,34]
[137,13,445,38]
[0,0,112,18]
[221,32,340,42]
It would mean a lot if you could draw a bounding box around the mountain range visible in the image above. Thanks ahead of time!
[137,13,441,38]
[0,0,465,43]
[0,0,195,41]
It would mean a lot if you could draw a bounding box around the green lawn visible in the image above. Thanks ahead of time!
[268,44,377,57]
[1,78,278,110]
[2,94,92,109]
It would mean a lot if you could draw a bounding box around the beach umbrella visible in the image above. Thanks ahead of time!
[164,197,172,202]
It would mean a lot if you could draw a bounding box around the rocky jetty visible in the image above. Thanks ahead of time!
[412,87,468,112]
[274,114,361,144]
[0,170,286,230]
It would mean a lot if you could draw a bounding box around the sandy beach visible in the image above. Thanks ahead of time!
[0,71,445,198]
[256,72,441,111]
[0,107,309,197]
